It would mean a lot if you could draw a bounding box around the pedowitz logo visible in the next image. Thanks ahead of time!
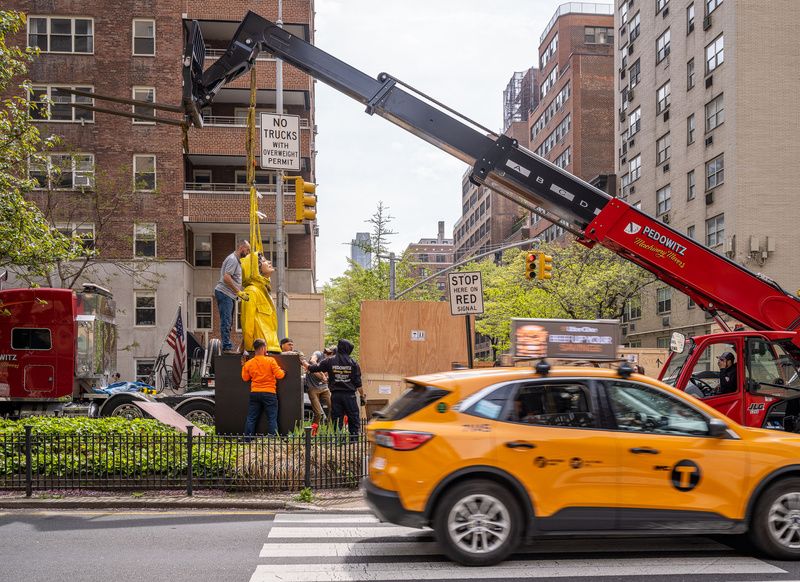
[624,222,642,235]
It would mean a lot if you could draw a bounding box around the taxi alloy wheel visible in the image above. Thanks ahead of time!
[433,479,521,566]
[750,478,800,560]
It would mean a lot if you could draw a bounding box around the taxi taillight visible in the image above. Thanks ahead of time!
[374,430,433,451]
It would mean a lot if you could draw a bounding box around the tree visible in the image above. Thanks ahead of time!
[0,10,83,276]
[322,204,438,356]
[465,242,655,354]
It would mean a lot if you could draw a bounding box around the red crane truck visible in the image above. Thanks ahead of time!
[0,284,215,421]
[181,11,800,431]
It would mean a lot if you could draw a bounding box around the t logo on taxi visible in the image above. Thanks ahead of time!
[671,459,701,491]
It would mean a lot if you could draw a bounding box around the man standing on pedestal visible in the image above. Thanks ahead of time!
[214,239,250,353]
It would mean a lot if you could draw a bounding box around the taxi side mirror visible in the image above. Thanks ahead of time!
[708,418,728,437]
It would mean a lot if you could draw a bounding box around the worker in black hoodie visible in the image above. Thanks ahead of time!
[304,338,365,439]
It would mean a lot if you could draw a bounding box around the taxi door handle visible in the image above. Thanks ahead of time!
[505,441,537,450]
[629,447,660,455]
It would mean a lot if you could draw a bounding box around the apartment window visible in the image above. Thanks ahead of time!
[706,35,724,73]
[621,0,629,25]
[656,133,671,165]
[687,58,695,89]
[540,34,558,69]
[29,153,94,189]
[706,0,723,15]
[135,359,155,383]
[656,336,670,349]
[706,213,725,247]
[656,0,669,14]
[134,155,156,190]
[657,288,672,314]
[134,223,156,258]
[132,19,155,56]
[194,234,211,266]
[687,114,696,144]
[628,107,641,136]
[656,29,671,63]
[554,147,571,169]
[687,225,696,239]
[585,27,613,44]
[624,295,642,321]
[134,292,156,326]
[657,185,672,215]
[630,155,641,181]
[687,170,696,200]
[656,81,671,114]
[28,16,93,53]
[132,87,155,124]
[706,154,724,189]
[195,298,212,330]
[56,223,95,251]
[540,66,559,99]
[620,173,631,198]
[705,93,724,131]
[629,59,641,88]
[30,85,94,122]
[621,86,630,111]
[687,3,695,32]
[629,12,641,41]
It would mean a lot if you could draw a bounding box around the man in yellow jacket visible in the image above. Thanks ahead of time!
[242,338,286,436]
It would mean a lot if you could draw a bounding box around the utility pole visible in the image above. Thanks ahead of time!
[275,0,287,339]
[376,252,397,299]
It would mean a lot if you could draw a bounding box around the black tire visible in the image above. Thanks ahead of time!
[432,479,522,566]
[102,395,146,419]
[749,477,800,560]
[178,400,215,426]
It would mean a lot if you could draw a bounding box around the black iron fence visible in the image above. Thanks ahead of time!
[0,426,370,495]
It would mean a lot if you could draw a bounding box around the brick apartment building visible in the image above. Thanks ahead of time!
[403,222,454,296]
[526,1,616,243]
[615,0,800,348]
[10,1,321,384]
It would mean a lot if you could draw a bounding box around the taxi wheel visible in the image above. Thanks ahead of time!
[750,478,800,560]
[433,479,521,566]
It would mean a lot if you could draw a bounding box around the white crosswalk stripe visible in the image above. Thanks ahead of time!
[250,512,788,582]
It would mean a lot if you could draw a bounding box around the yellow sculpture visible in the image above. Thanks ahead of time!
[240,253,280,353]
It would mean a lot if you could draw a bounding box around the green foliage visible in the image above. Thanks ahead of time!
[295,487,314,502]
[467,242,655,353]
[0,10,84,275]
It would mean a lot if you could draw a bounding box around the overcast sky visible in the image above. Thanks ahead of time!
[312,0,580,285]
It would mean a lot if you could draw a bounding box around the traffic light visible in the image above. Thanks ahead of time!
[525,252,538,280]
[293,177,317,222]
[538,253,553,280]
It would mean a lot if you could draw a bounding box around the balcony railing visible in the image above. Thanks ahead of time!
[201,115,311,128]
[184,182,278,193]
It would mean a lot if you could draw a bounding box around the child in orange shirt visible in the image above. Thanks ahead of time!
[242,338,286,436]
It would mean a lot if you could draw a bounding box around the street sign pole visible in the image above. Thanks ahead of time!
[465,315,473,369]
[275,0,286,339]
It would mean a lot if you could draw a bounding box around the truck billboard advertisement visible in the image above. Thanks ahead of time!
[511,318,620,361]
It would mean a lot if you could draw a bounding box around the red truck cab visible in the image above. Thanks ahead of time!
[660,330,800,429]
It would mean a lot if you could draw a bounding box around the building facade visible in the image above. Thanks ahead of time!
[404,222,454,295]
[615,0,800,347]
[525,1,616,243]
[350,232,372,269]
[12,1,322,383]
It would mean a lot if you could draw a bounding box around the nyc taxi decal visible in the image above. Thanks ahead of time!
[670,459,701,492]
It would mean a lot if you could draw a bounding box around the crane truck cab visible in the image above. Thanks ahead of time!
[660,330,800,429]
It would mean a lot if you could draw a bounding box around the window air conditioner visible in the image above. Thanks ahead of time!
[620,68,626,79]
[662,316,671,327]
[688,22,695,33]
[619,109,626,122]
[705,191,714,205]
[663,110,670,122]
[705,75,713,88]
[663,163,670,172]
[705,135,714,146]
[629,322,637,332]
[663,7,669,17]
[628,137,635,148]
[75,175,92,188]
[628,43,635,55]
[661,213,671,224]
[628,88,635,101]
[703,15,712,30]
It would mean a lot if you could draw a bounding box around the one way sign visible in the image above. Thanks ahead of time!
[448,272,484,316]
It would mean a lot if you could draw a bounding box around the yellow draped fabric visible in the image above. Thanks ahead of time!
[240,253,280,352]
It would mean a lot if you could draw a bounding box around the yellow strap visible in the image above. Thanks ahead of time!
[246,68,263,255]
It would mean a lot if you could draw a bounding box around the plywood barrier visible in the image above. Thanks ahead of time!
[360,301,469,405]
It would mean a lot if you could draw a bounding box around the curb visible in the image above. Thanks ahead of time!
[0,497,370,512]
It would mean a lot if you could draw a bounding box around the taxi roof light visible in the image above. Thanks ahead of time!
[375,430,433,451]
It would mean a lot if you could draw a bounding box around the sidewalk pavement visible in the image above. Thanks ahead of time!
[0,489,370,512]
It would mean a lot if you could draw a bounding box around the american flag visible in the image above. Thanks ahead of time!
[166,307,186,390]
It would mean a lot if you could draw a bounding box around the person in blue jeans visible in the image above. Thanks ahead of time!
[242,338,286,436]
[214,239,251,353]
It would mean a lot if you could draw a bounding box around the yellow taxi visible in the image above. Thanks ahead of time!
[363,362,800,566]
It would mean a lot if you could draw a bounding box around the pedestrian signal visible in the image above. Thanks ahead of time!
[525,253,538,280]
[538,254,553,280]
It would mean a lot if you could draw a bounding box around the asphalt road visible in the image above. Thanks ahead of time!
[4,509,800,582]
